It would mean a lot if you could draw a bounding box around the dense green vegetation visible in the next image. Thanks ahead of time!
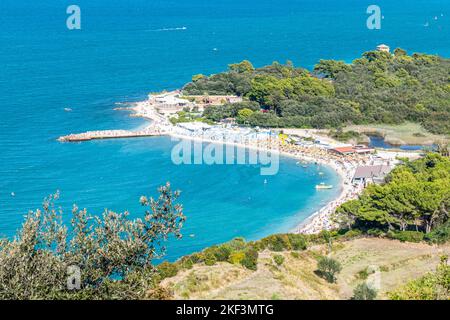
[328,129,363,143]
[334,154,450,237]
[183,51,450,134]
[0,183,185,300]
[203,101,260,123]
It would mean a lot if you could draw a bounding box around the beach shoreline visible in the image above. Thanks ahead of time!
[61,97,415,236]
[148,113,360,235]
[116,98,396,235]
[167,132,351,234]
[170,133,358,234]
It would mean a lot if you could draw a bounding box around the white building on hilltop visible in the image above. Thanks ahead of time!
[376,44,390,53]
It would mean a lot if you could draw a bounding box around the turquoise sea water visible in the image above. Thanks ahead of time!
[0,0,448,260]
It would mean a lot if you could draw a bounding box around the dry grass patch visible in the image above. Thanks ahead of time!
[161,238,450,300]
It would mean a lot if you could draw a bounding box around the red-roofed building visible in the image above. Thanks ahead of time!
[329,146,375,155]
[329,146,356,155]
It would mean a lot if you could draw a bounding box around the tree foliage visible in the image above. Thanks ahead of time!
[352,283,378,300]
[0,183,185,299]
[183,51,450,134]
[334,154,450,234]
[316,256,342,283]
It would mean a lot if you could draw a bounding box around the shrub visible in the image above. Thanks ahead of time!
[306,233,327,244]
[204,245,231,262]
[388,231,424,243]
[262,234,292,251]
[273,254,285,266]
[352,283,378,300]
[203,252,217,266]
[316,256,342,283]
[290,252,300,259]
[357,268,369,280]
[342,229,363,239]
[228,251,246,265]
[380,265,390,272]
[425,220,450,244]
[226,237,248,251]
[157,261,179,279]
[241,248,259,271]
[287,234,307,250]
[179,256,195,270]
[367,228,386,237]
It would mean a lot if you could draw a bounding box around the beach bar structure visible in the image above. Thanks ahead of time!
[148,91,193,115]
[329,146,375,156]
[352,165,392,185]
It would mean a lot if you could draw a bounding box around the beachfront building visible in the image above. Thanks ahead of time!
[377,44,390,53]
[352,164,392,185]
[329,146,375,156]
[149,91,194,115]
[176,122,212,132]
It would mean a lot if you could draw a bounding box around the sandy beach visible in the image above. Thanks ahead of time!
[107,99,421,235]
[130,106,365,234]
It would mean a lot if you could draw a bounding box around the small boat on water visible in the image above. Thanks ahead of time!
[318,172,325,175]
[64,107,73,112]
[315,183,333,190]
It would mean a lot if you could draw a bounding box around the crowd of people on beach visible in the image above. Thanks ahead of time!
[57,95,420,235]
[160,122,384,234]
[277,142,376,234]
[130,101,397,235]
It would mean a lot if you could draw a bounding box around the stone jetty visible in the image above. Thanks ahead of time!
[58,128,164,142]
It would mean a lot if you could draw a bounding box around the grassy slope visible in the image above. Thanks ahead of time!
[161,238,449,300]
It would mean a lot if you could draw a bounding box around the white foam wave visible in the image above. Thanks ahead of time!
[146,26,187,32]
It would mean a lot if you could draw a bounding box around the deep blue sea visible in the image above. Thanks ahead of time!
[0,0,448,260]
